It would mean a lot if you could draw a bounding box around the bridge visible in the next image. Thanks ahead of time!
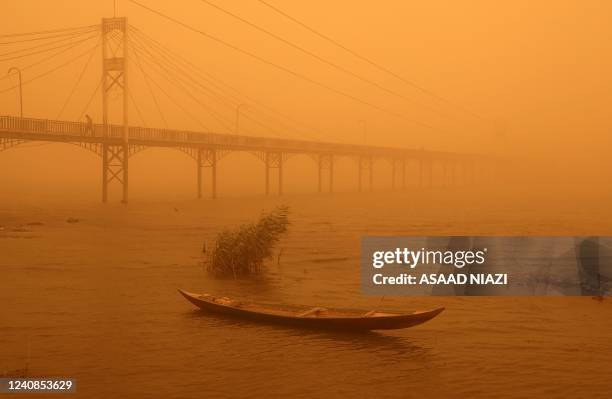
[0,13,492,203]
[0,114,486,201]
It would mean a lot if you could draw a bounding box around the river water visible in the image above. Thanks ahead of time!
[1,188,611,398]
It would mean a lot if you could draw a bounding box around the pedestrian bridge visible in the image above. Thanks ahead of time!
[0,115,489,202]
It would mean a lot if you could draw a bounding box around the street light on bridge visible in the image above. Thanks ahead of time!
[7,67,23,117]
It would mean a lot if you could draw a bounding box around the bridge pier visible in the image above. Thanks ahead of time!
[102,142,128,203]
[468,160,475,185]
[358,155,373,192]
[390,158,406,190]
[459,160,473,186]
[419,158,433,187]
[265,151,283,196]
[391,158,397,190]
[197,148,217,199]
[442,161,448,187]
[102,143,108,202]
[197,151,202,199]
[123,143,129,202]
[402,158,407,189]
[420,158,433,187]
[318,154,334,193]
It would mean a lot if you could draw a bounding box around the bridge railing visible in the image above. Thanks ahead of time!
[0,116,476,160]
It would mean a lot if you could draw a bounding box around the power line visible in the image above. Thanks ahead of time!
[129,30,236,111]
[0,33,100,78]
[125,0,442,132]
[0,42,101,95]
[129,26,325,140]
[78,77,103,121]
[130,37,289,138]
[0,27,98,45]
[127,87,148,127]
[56,36,101,119]
[198,0,457,122]
[128,33,168,128]
[256,0,487,122]
[129,25,338,141]
[129,46,211,131]
[0,32,99,62]
[0,29,96,57]
[132,25,342,142]
[129,41,233,131]
[0,24,98,38]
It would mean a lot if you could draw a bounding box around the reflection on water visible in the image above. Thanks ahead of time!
[184,308,428,359]
[1,191,611,398]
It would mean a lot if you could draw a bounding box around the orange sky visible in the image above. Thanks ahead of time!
[1,1,611,199]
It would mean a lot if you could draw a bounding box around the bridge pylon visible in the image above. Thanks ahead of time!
[264,151,283,196]
[101,17,129,203]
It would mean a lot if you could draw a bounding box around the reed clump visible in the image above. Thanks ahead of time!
[206,206,289,277]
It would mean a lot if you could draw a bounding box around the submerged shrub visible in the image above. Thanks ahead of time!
[206,206,289,277]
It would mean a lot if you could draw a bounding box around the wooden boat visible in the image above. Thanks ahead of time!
[178,289,444,331]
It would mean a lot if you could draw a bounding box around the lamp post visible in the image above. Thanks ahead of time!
[235,103,247,134]
[8,67,23,117]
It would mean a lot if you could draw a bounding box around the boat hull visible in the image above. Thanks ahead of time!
[178,289,444,331]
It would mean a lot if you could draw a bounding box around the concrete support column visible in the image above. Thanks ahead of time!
[197,149,202,199]
[264,151,282,196]
[265,153,270,195]
[369,156,373,191]
[211,150,217,199]
[278,155,283,196]
[391,159,396,190]
[402,158,406,189]
[329,155,334,193]
[196,148,217,199]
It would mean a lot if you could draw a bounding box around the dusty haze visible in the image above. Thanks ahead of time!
[1,0,611,203]
[1,3,612,398]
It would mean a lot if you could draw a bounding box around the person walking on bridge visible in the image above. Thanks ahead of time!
[84,114,93,136]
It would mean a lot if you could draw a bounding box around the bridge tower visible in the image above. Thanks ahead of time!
[101,17,129,203]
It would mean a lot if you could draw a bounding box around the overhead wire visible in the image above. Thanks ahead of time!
[0,24,98,38]
[129,27,318,139]
[0,28,97,58]
[129,31,290,138]
[128,44,212,131]
[128,36,168,128]
[0,32,99,62]
[255,0,486,122]
[0,41,102,95]
[0,26,98,46]
[0,32,100,79]
[127,87,148,127]
[129,25,332,141]
[129,39,235,132]
[77,77,103,121]
[198,0,458,123]
[129,30,236,111]
[56,35,101,119]
[125,0,442,132]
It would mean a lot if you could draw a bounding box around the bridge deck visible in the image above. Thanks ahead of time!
[0,116,474,160]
